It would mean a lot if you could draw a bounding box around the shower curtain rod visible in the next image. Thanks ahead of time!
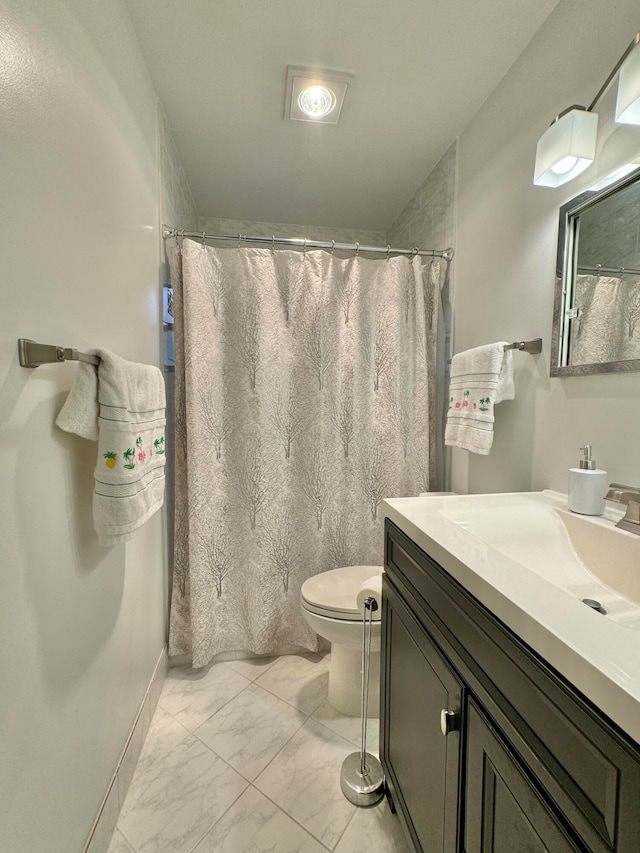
[162,226,454,262]
[577,263,640,277]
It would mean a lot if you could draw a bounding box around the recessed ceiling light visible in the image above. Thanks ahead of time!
[285,66,353,125]
[298,85,336,118]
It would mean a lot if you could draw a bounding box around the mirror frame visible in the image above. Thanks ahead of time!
[550,165,640,377]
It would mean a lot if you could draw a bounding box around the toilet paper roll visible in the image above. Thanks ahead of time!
[357,573,383,620]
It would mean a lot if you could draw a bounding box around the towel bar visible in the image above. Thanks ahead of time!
[18,338,100,368]
[503,338,543,354]
[447,338,542,365]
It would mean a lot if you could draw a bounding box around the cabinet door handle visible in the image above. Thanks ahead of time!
[440,709,459,736]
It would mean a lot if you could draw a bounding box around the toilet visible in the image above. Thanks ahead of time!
[300,565,383,718]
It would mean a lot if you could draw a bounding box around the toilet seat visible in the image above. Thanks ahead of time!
[300,565,383,621]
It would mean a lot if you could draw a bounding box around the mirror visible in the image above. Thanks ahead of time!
[551,165,640,376]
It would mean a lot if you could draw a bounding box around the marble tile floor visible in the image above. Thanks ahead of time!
[108,652,411,853]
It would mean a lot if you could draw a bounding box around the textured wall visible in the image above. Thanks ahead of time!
[452,0,640,495]
[198,216,386,248]
[387,142,457,489]
[0,2,170,850]
[387,141,457,257]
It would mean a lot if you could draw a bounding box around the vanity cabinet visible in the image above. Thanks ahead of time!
[381,520,640,853]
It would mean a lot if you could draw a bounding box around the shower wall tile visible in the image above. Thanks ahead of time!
[387,140,457,255]
[198,216,386,247]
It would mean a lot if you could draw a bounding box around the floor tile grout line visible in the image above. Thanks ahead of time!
[250,678,325,718]
[187,677,255,734]
[331,801,360,852]
[184,782,250,853]
[249,783,335,852]
[252,658,330,717]
[303,714,371,751]
[251,712,314,784]
[114,824,139,853]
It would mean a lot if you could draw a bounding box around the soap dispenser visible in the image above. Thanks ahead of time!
[568,445,607,515]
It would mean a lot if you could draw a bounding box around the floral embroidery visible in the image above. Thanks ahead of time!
[455,402,461,409]
[123,448,136,470]
[135,436,143,449]
[154,436,165,455]
[138,450,147,463]
[103,451,117,469]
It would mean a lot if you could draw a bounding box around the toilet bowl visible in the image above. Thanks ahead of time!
[300,565,383,718]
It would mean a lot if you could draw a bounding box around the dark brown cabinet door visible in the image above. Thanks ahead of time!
[381,579,463,853]
[464,699,580,853]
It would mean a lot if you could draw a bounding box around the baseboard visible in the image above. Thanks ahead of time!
[84,646,168,853]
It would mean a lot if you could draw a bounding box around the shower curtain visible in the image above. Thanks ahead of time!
[167,238,441,667]
[571,273,640,364]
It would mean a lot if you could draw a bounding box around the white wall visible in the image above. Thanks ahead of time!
[452,0,640,495]
[0,3,183,850]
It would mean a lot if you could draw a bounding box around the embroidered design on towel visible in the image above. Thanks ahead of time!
[123,448,136,469]
[154,437,165,455]
[103,451,117,469]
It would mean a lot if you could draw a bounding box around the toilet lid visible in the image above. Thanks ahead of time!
[301,565,383,621]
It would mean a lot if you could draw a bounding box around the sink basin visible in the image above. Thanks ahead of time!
[556,507,640,606]
[437,491,640,627]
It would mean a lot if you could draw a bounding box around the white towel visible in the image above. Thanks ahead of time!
[445,342,514,455]
[56,349,166,546]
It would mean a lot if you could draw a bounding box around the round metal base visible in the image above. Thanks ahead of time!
[340,752,384,807]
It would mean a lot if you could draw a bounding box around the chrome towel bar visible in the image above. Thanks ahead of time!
[18,338,100,368]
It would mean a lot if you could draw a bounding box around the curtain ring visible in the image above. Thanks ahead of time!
[181,229,185,240]
[355,242,360,257]
[386,245,391,261]
[620,267,625,279]
[303,238,307,256]
[272,235,276,251]
[596,263,601,279]
[331,240,335,255]
[237,233,242,247]
[202,231,206,248]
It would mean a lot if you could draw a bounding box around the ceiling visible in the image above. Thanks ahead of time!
[126,0,559,231]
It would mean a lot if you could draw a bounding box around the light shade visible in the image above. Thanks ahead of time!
[534,108,598,187]
[615,41,640,125]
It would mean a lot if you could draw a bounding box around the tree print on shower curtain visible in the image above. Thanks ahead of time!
[167,238,442,668]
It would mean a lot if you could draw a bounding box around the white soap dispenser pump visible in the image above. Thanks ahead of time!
[568,445,607,516]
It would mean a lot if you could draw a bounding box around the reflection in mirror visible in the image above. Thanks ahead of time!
[551,164,640,376]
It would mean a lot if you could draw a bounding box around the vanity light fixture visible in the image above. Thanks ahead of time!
[616,35,640,124]
[285,66,353,125]
[534,106,598,187]
[534,32,640,187]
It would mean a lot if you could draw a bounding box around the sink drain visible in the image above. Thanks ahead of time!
[582,598,607,615]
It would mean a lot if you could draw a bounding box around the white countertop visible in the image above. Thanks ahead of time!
[382,491,640,745]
